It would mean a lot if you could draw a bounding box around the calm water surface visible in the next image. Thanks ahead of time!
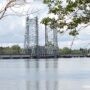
[0,58,90,90]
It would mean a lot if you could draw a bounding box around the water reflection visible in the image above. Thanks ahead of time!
[35,59,39,70]
[36,81,39,90]
[25,59,58,90]
[0,58,90,90]
[45,59,58,90]
[25,60,30,90]
[53,59,58,68]
[26,80,31,90]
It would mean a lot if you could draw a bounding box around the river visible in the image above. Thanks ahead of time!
[0,58,90,90]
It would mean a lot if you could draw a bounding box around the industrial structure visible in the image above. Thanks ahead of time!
[24,16,59,58]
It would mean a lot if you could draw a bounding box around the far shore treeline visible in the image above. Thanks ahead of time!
[0,45,90,55]
[0,45,22,55]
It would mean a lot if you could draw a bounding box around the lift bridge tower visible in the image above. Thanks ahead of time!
[45,25,59,57]
[24,16,39,57]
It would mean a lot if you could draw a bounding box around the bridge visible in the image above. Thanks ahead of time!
[0,54,89,59]
[24,16,59,58]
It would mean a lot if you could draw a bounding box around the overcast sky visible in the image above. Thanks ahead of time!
[0,0,90,49]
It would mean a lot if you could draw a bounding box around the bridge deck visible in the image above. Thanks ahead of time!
[0,55,31,59]
[0,54,89,59]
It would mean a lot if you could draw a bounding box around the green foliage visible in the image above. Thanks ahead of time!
[59,47,89,55]
[11,45,21,54]
[42,0,90,36]
[0,45,22,54]
[61,47,71,54]
[43,0,52,4]
[69,29,79,36]
[0,47,4,54]
[0,45,89,55]
[41,17,52,25]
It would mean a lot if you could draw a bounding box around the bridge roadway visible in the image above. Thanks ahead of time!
[0,54,31,59]
[0,54,54,59]
[0,54,90,59]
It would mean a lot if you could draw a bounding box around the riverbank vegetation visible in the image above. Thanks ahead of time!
[0,45,22,54]
[0,45,89,55]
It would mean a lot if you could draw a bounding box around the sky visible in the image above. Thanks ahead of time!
[0,0,90,49]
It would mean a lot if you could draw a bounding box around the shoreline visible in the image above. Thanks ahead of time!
[0,54,90,59]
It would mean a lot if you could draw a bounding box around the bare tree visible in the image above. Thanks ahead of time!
[0,0,27,19]
[0,0,43,20]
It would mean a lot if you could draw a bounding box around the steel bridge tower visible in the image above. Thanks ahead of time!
[53,28,59,57]
[24,16,30,54]
[45,25,59,57]
[24,16,39,56]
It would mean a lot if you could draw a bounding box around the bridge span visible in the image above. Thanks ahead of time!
[0,54,89,59]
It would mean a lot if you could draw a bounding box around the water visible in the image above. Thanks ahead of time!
[0,58,90,90]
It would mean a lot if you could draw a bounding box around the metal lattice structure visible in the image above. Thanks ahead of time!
[24,16,39,56]
[53,28,59,57]
[24,16,30,54]
[45,25,59,57]
[24,16,59,57]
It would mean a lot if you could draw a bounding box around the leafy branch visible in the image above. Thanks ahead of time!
[42,0,90,36]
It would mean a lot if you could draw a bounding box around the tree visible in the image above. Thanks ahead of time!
[62,47,71,54]
[11,45,21,54]
[42,0,90,36]
[0,0,42,20]
[0,47,4,54]
[0,0,31,20]
[3,47,11,54]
